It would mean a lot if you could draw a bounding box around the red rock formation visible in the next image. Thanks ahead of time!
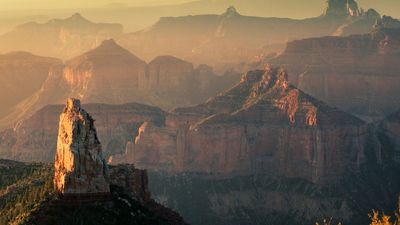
[54,98,110,195]
[0,67,369,183]
[113,67,368,183]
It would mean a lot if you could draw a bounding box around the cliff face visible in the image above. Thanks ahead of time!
[113,67,368,183]
[0,52,62,117]
[54,98,110,195]
[1,68,368,183]
[183,68,367,183]
[269,28,400,119]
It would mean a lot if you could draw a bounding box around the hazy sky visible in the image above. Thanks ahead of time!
[0,0,398,20]
[0,0,190,9]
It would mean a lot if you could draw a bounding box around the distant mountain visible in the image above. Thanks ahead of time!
[0,39,240,130]
[0,13,123,59]
[1,0,397,70]
[0,52,62,117]
[267,27,400,120]
[118,0,394,70]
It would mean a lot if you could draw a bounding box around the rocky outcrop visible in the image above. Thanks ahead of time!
[54,98,110,195]
[109,164,151,202]
[269,28,400,119]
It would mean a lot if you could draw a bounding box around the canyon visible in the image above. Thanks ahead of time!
[2,69,397,225]
[1,67,370,184]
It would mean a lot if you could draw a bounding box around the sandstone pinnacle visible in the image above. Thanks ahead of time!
[54,98,110,195]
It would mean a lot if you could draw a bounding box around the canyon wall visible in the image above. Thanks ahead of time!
[113,67,369,183]
[269,28,400,119]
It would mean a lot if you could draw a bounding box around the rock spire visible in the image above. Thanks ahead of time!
[54,98,110,195]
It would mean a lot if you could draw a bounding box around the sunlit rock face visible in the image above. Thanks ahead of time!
[175,68,367,183]
[113,67,368,183]
[54,98,110,194]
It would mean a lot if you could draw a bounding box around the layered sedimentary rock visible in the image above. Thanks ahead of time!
[114,67,368,183]
[269,27,400,119]
[54,98,110,195]
[0,52,62,117]
[1,66,368,183]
